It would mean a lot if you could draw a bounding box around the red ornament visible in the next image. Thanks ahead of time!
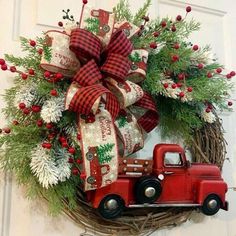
[171,25,176,32]
[176,15,182,21]
[171,84,177,89]
[187,87,193,92]
[205,108,211,113]
[42,142,52,149]
[19,102,26,110]
[150,42,157,49]
[29,40,36,47]
[10,66,16,72]
[161,21,167,28]
[28,69,35,75]
[37,119,43,127]
[1,64,7,71]
[226,73,232,79]
[58,21,63,27]
[178,73,185,80]
[3,128,11,134]
[228,101,233,106]
[173,43,180,49]
[207,72,213,78]
[179,91,185,98]
[171,54,179,62]
[230,71,236,77]
[38,48,43,55]
[21,73,28,80]
[192,45,199,51]
[198,63,204,69]
[216,68,222,73]
[31,105,41,113]
[46,123,53,129]
[0,58,5,65]
[13,120,19,125]
[44,71,51,78]
[153,32,160,37]
[72,168,79,175]
[23,108,30,115]
[68,147,76,155]
[186,6,192,13]
[163,83,169,89]
[68,158,74,164]
[50,89,58,96]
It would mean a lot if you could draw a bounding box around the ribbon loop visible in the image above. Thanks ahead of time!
[70,28,102,62]
[73,60,102,86]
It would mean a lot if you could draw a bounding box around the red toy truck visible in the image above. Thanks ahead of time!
[86,144,228,219]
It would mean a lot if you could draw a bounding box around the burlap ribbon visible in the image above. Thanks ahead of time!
[65,28,159,191]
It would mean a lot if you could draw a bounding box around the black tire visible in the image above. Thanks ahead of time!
[102,25,110,33]
[135,176,162,204]
[87,176,96,184]
[201,194,221,216]
[86,151,94,161]
[98,194,125,219]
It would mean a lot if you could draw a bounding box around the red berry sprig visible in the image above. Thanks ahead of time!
[150,42,157,49]
[192,45,199,51]
[186,6,192,13]
[29,40,36,47]
[50,89,58,96]
[176,15,182,21]
[228,101,233,106]
[179,91,185,98]
[171,54,179,62]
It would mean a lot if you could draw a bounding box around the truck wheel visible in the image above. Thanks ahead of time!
[202,194,221,216]
[98,194,125,219]
[86,151,94,161]
[135,176,162,204]
[102,25,110,33]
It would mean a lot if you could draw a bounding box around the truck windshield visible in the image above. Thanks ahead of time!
[164,152,183,167]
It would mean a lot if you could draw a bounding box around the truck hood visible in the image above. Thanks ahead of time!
[188,163,221,178]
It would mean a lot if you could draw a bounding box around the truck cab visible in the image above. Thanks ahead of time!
[87,144,228,219]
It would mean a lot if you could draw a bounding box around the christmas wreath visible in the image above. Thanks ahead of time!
[0,0,234,235]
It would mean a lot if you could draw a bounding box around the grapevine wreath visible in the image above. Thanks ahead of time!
[0,0,235,235]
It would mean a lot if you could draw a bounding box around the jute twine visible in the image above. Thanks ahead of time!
[60,113,226,236]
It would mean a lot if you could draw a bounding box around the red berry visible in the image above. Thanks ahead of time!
[3,128,11,134]
[59,136,67,143]
[23,108,30,115]
[80,171,86,179]
[187,87,193,92]
[13,120,19,125]
[37,119,43,127]
[42,142,52,149]
[176,15,182,21]
[31,105,41,113]
[228,101,233,106]
[216,68,222,73]
[68,147,76,154]
[68,158,74,163]
[171,54,179,62]
[192,45,199,51]
[161,21,167,28]
[230,71,236,77]
[198,63,204,69]
[62,142,68,148]
[177,82,182,88]
[186,6,192,13]
[44,71,51,78]
[46,123,53,129]
[153,32,160,37]
[0,58,5,65]
[173,43,180,49]
[163,83,169,88]
[21,73,28,80]
[55,73,63,79]
[29,40,36,47]
[10,66,16,72]
[58,21,63,27]
[143,16,149,22]
[207,72,213,78]
[82,0,88,4]
[171,25,176,32]
[171,83,177,89]
[28,69,35,75]
[72,168,79,175]
[48,133,55,140]
[77,159,82,164]
[1,64,7,71]
[207,104,213,110]
[226,73,232,79]
[38,48,43,55]
[77,133,81,140]
[179,92,185,98]
[150,42,157,49]
[19,102,26,109]
[178,73,185,80]
[205,108,211,113]
[50,89,58,96]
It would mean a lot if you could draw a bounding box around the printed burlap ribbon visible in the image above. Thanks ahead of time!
[64,27,159,191]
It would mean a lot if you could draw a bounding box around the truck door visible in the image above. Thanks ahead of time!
[159,152,190,202]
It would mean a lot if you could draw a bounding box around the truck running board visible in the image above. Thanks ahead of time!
[128,203,201,208]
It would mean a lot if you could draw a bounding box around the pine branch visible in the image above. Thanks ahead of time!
[133,0,151,25]
[113,0,133,22]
